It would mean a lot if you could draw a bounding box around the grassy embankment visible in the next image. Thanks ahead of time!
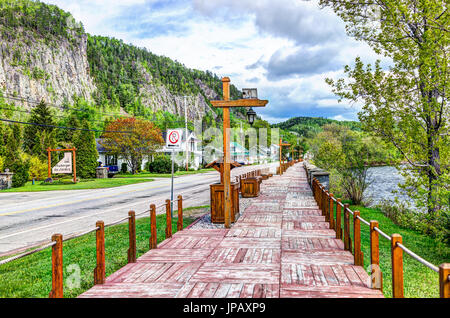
[331,200,449,298]
[0,210,202,298]
[0,178,155,192]
[0,168,216,192]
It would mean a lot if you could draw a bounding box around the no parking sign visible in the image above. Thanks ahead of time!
[166,129,182,149]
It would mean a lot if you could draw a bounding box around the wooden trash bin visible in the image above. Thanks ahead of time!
[241,177,261,198]
[210,182,240,224]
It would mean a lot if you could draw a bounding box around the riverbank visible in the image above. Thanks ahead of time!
[340,201,449,298]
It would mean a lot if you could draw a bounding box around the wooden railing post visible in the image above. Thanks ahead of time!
[150,204,157,249]
[336,199,342,239]
[165,199,172,239]
[353,211,363,266]
[177,195,183,231]
[324,191,330,222]
[329,193,334,230]
[391,234,404,298]
[344,204,352,252]
[370,220,382,291]
[439,264,450,298]
[94,221,105,285]
[49,234,63,298]
[128,211,136,263]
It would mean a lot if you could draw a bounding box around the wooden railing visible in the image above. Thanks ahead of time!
[0,195,186,298]
[311,175,450,298]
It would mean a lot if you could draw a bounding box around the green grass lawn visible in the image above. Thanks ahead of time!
[0,213,197,298]
[1,178,154,192]
[331,201,449,298]
[114,168,215,179]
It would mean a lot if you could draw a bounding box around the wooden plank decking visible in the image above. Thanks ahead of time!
[79,164,383,298]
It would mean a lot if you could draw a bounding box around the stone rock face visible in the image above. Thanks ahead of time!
[138,65,216,121]
[0,30,221,120]
[0,29,96,107]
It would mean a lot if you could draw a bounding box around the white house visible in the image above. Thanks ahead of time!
[96,130,203,173]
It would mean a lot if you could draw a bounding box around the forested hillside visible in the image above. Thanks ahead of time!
[273,116,361,137]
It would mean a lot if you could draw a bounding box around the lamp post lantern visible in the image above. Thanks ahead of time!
[211,78,268,228]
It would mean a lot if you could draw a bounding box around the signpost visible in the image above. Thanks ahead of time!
[166,129,182,217]
[47,148,77,183]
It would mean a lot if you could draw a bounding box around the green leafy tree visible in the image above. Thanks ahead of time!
[23,101,55,155]
[321,0,449,217]
[73,120,99,178]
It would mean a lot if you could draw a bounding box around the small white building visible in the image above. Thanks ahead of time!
[96,130,203,173]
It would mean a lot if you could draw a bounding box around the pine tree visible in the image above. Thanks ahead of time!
[23,101,55,155]
[73,120,99,179]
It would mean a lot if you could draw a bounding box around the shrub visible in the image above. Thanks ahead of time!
[148,156,178,174]
[376,200,450,244]
[0,156,4,172]
[28,156,47,180]
[121,163,128,173]
[11,160,30,188]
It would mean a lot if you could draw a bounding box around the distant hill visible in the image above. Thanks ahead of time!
[272,116,361,137]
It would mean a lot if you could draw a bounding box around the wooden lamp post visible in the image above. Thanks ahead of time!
[211,77,268,228]
[278,139,290,175]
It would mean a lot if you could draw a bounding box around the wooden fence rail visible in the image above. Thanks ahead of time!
[311,175,450,298]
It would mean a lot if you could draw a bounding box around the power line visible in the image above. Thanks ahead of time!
[0,106,114,125]
[0,118,132,134]
[1,94,133,119]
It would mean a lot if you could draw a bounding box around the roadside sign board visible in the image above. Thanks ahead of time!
[166,129,182,149]
[52,152,73,174]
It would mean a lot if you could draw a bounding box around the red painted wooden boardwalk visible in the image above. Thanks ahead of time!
[80,164,383,298]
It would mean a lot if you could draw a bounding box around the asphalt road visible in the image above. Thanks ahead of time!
[0,163,278,255]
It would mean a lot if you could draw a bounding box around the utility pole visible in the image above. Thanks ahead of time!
[184,96,189,171]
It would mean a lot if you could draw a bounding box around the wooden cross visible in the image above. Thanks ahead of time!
[210,77,268,228]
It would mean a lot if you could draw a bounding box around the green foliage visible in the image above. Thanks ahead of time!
[11,159,30,188]
[309,124,400,204]
[321,0,449,217]
[23,101,55,156]
[121,162,128,174]
[273,116,361,138]
[0,0,84,46]
[72,120,99,179]
[26,155,47,180]
[147,155,178,174]
[0,156,4,171]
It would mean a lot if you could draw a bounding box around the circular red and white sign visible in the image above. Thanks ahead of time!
[168,130,180,144]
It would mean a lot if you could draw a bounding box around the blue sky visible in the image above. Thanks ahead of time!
[47,0,388,124]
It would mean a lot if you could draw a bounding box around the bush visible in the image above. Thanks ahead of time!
[0,156,4,172]
[121,163,128,173]
[148,156,178,174]
[11,160,30,188]
[28,156,47,180]
[376,200,450,244]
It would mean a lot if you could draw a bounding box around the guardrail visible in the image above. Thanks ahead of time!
[0,195,185,298]
[311,174,450,298]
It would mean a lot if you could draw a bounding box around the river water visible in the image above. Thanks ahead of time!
[364,166,416,208]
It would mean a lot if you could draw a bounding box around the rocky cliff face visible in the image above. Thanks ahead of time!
[137,64,217,121]
[0,28,96,107]
[0,29,221,120]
